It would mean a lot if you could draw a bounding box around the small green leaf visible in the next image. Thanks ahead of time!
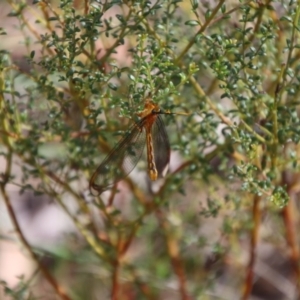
[108,82,118,91]
[191,0,198,10]
[270,186,289,208]
[221,4,226,13]
[0,27,7,35]
[7,10,19,17]
[128,74,135,81]
[205,9,212,20]
[185,20,199,26]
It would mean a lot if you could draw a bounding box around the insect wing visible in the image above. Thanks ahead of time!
[152,115,170,177]
[89,120,146,195]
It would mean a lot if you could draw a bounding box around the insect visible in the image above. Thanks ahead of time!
[89,99,187,195]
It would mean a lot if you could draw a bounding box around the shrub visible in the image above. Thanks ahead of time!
[1,0,300,299]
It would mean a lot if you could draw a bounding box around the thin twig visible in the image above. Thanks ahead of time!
[241,195,261,300]
[0,153,71,300]
[155,209,191,300]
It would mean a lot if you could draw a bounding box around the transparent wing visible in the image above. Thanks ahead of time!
[152,115,170,177]
[89,120,146,195]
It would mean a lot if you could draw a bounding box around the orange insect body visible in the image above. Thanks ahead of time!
[89,99,184,195]
[137,101,162,181]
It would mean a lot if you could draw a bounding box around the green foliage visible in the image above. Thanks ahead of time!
[1,0,300,299]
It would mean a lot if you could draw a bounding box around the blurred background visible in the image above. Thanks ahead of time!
[1,0,300,299]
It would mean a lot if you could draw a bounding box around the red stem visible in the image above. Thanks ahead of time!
[242,195,261,300]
